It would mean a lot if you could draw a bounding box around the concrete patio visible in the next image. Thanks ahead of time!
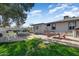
[28,34,79,48]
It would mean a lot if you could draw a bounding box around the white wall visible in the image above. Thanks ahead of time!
[33,20,79,34]
[76,20,79,28]
[55,22,68,32]
[33,24,46,34]
[46,24,52,31]
[33,22,69,33]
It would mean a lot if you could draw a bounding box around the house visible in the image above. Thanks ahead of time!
[31,23,46,34]
[31,16,79,37]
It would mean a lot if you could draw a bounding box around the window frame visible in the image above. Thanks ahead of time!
[47,24,50,26]
[51,23,56,30]
[68,21,76,30]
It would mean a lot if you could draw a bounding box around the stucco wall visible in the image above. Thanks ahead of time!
[33,22,69,33]
[33,24,46,34]
[32,20,79,34]
[76,20,79,28]
[55,22,68,32]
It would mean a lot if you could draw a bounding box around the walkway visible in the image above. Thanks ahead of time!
[29,34,79,48]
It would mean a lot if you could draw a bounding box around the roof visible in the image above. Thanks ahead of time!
[31,16,79,26]
[31,23,46,26]
[47,17,79,24]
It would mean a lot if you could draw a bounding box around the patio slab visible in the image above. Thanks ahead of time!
[29,34,79,48]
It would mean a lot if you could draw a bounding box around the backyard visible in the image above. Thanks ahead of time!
[0,38,79,56]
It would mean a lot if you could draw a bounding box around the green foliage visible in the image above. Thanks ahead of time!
[7,41,26,56]
[0,3,34,27]
[0,41,27,56]
[0,38,79,56]
[25,38,43,55]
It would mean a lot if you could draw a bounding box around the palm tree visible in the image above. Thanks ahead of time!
[0,3,34,27]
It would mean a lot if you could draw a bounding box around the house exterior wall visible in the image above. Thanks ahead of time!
[76,20,79,28]
[32,22,70,34]
[55,22,68,32]
[32,22,69,34]
[75,20,79,37]
[45,22,69,33]
[46,24,51,31]
[32,24,46,34]
[32,19,79,37]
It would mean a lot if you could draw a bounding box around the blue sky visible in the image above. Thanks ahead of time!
[23,3,79,27]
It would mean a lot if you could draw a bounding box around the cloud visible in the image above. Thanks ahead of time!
[53,6,79,20]
[71,7,79,13]
[48,4,53,8]
[30,10,42,16]
[57,3,72,7]
[63,7,79,16]
[48,3,70,14]
[49,7,61,14]
[62,12,75,17]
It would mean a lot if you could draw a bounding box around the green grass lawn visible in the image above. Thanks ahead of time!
[0,38,79,56]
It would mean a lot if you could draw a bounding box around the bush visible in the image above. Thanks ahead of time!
[0,38,79,56]
[25,38,44,55]
[7,41,27,56]
[0,41,27,56]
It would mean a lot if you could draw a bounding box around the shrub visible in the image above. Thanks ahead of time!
[25,38,43,55]
[0,38,79,56]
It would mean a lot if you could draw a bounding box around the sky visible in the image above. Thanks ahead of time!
[23,3,79,27]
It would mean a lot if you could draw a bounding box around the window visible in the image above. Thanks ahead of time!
[6,31,9,33]
[69,26,75,30]
[52,27,56,30]
[0,33,3,37]
[36,26,39,30]
[47,24,50,26]
[68,21,76,30]
[51,24,56,30]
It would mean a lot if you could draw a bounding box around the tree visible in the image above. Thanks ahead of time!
[0,3,34,27]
